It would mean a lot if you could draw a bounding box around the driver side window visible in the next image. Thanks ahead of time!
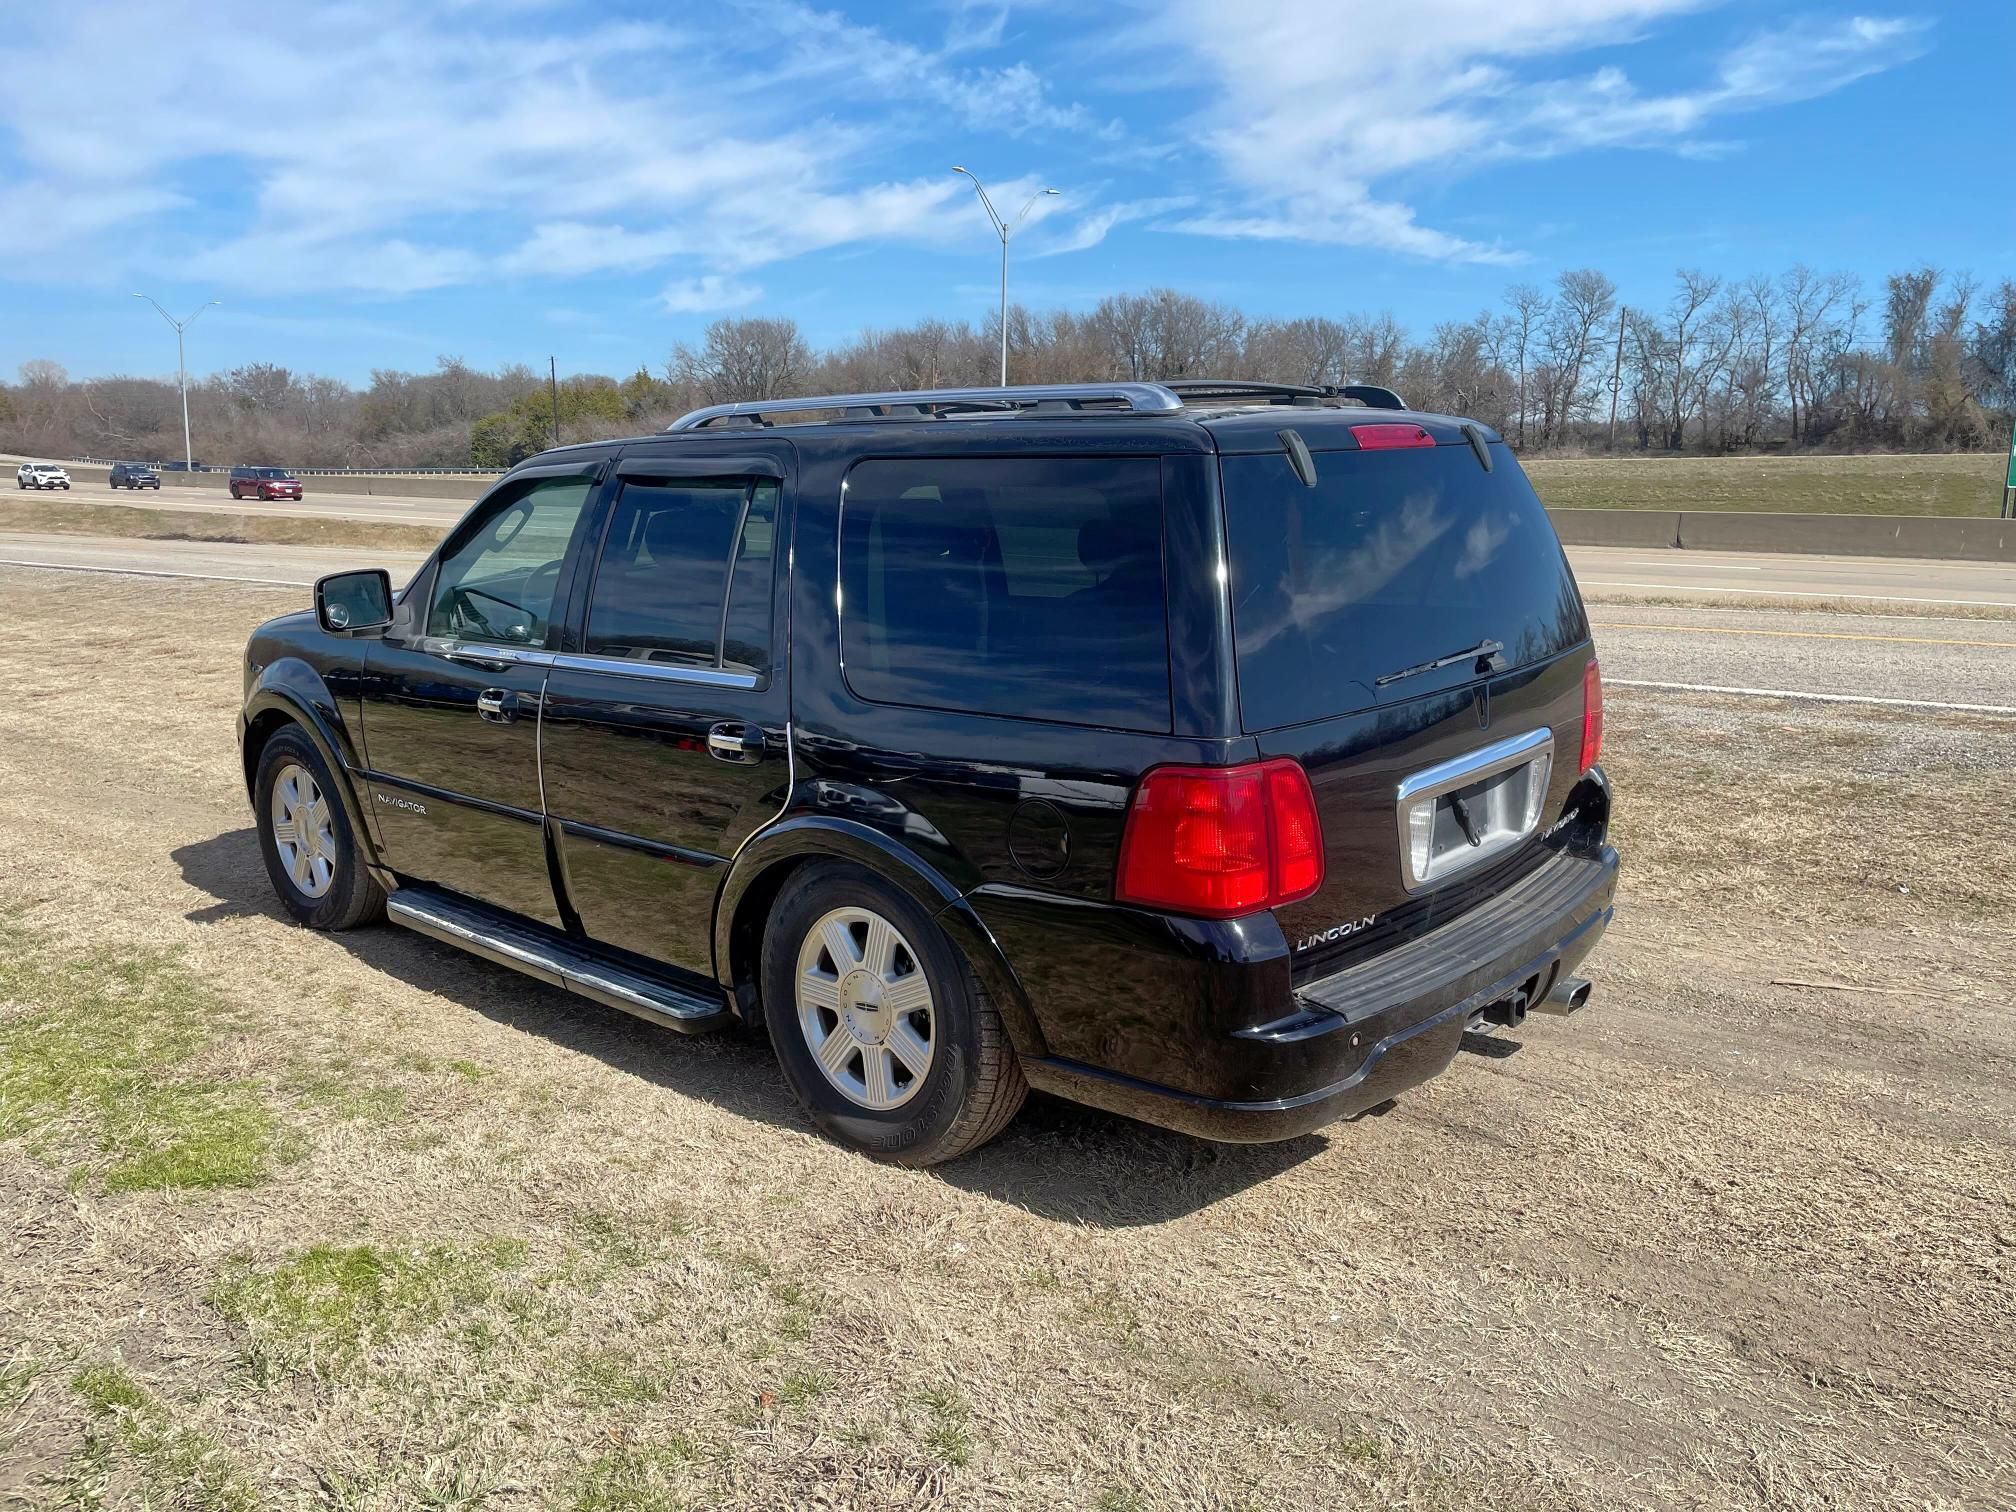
[428,476,593,645]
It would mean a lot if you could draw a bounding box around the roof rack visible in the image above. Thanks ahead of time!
[665,382,1185,431]
[1158,378,1409,411]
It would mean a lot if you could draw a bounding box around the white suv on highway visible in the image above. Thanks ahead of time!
[16,463,71,491]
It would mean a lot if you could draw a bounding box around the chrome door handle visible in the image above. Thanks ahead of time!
[707,723,763,763]
[476,689,513,723]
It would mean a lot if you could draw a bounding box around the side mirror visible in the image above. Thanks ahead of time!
[315,568,394,635]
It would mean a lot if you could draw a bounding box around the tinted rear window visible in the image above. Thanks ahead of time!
[841,456,1170,731]
[1224,442,1586,730]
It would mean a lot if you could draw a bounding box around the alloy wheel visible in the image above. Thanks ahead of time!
[270,762,338,899]
[794,906,936,1111]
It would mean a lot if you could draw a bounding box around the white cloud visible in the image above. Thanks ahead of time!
[0,0,1104,298]
[660,275,763,313]
[1153,1,1929,260]
[0,0,1934,303]
[1032,196,1195,257]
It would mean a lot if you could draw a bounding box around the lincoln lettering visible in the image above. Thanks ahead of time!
[1293,916,1377,952]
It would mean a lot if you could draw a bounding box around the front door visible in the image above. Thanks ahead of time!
[538,452,793,977]
[360,464,601,925]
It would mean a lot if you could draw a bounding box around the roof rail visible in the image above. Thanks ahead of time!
[1158,378,1410,411]
[665,382,1185,431]
[1160,379,1329,400]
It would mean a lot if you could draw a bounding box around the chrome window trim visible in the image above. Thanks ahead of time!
[417,637,554,668]
[548,652,761,690]
[1394,726,1555,894]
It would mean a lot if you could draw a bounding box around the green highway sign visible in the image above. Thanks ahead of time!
[2007,420,2016,489]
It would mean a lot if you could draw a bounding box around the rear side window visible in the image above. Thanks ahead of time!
[584,478,778,674]
[841,457,1170,731]
[1224,443,1587,730]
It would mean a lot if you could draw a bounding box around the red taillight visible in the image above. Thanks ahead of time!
[1580,659,1604,773]
[1350,423,1434,450]
[1116,759,1324,919]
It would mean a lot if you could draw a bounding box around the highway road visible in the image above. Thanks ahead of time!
[26,474,472,528]
[5,534,2014,714]
[3,531,2010,608]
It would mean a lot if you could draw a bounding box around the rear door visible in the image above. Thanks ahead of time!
[1219,435,1593,979]
[359,462,603,924]
[537,448,794,978]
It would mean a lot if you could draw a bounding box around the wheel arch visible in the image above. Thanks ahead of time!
[713,816,1048,1058]
[240,665,387,876]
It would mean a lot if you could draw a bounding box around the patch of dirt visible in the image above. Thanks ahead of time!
[1,566,2012,1510]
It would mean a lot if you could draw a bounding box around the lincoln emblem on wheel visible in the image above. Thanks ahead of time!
[238,379,1617,1164]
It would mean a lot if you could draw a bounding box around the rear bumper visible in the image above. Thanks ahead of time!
[1017,845,1618,1143]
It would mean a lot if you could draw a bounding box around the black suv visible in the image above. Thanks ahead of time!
[239,380,1617,1165]
[110,462,161,489]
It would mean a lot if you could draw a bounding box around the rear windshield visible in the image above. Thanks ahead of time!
[1223,441,1586,730]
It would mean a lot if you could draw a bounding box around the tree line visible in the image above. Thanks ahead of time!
[4,265,2011,470]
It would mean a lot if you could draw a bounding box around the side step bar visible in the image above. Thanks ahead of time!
[386,885,732,1034]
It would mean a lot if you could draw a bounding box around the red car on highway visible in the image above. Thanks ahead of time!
[230,466,304,502]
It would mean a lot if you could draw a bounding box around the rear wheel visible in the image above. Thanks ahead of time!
[761,863,1025,1165]
[253,726,384,930]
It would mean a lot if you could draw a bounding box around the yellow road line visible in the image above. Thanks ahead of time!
[1588,621,2014,650]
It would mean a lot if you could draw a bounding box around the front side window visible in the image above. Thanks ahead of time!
[583,478,778,674]
[428,475,593,646]
[840,456,1170,731]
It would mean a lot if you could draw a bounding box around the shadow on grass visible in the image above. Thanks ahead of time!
[173,826,1326,1225]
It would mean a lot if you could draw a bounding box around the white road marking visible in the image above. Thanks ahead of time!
[1583,579,2016,609]
[0,557,308,586]
[1611,678,2016,716]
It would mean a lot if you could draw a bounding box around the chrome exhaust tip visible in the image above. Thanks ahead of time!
[1535,975,1592,1015]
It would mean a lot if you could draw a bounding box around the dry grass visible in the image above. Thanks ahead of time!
[0,497,436,553]
[1,567,2013,1510]
[1526,449,2007,517]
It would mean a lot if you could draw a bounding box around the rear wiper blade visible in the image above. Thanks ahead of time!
[1374,639,1504,688]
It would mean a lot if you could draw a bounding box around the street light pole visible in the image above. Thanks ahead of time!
[952,168,1057,386]
[133,295,220,470]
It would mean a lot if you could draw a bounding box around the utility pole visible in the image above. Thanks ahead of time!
[550,357,560,448]
[1607,309,1627,451]
[952,168,1059,385]
[132,295,220,470]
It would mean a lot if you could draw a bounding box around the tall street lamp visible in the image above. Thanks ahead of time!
[952,167,1057,386]
[133,294,220,471]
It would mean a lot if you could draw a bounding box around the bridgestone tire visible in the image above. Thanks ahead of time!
[253,725,385,931]
[761,861,1026,1166]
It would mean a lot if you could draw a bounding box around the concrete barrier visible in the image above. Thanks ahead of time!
[1674,510,2016,563]
[1547,508,2016,563]
[1546,508,1681,549]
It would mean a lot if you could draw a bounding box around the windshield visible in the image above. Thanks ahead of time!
[1222,441,1586,731]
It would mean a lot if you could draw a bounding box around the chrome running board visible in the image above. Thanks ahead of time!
[386,884,731,1034]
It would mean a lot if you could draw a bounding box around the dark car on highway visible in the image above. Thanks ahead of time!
[110,462,161,490]
[236,379,1618,1165]
[230,465,304,502]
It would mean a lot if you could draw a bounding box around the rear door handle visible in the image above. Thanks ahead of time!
[707,722,764,763]
[476,689,513,723]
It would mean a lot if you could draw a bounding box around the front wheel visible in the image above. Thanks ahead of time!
[253,726,384,930]
[760,862,1026,1166]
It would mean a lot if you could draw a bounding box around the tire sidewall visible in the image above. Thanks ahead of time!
[255,728,368,929]
[761,864,985,1162]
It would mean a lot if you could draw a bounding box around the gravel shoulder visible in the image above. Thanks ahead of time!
[1,567,2011,1511]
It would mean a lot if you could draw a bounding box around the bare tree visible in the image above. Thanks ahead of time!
[670,317,814,405]
[1502,284,1549,450]
[1539,269,1616,446]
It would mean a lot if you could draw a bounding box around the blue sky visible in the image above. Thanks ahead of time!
[1,1,2006,385]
